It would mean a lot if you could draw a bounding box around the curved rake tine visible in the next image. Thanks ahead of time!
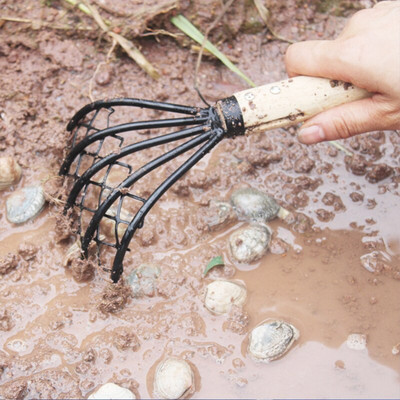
[81,130,214,255]
[67,98,201,132]
[110,127,226,282]
[64,125,207,211]
[60,115,210,176]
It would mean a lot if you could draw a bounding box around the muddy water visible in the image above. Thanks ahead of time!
[1,0,400,398]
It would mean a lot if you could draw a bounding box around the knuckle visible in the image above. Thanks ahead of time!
[331,116,353,140]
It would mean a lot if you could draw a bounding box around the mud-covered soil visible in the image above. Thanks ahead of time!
[0,0,399,399]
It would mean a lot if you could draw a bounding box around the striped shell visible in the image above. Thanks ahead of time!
[204,280,247,315]
[6,186,45,224]
[248,320,299,362]
[0,157,22,191]
[154,357,194,399]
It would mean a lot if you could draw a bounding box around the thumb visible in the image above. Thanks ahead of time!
[297,96,390,144]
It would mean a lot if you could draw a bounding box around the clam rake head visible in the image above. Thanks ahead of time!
[59,77,367,283]
[59,97,244,283]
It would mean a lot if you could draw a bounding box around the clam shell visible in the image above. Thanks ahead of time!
[229,224,271,263]
[0,157,22,191]
[230,188,280,222]
[127,264,161,298]
[154,357,194,399]
[204,280,247,315]
[248,320,299,362]
[6,185,45,224]
[88,382,136,399]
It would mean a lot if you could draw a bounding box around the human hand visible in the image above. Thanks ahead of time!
[284,1,400,144]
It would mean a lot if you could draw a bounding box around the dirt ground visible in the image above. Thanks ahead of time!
[0,0,399,399]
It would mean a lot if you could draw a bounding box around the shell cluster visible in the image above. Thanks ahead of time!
[0,157,22,191]
[153,357,194,399]
[204,280,247,315]
[88,383,136,399]
[248,319,299,362]
[6,185,45,224]
[229,224,271,263]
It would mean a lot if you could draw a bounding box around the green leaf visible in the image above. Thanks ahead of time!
[204,255,224,276]
[171,14,256,88]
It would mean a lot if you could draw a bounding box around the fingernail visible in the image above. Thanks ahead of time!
[298,125,325,144]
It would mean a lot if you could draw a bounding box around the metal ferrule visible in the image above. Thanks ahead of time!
[216,96,245,137]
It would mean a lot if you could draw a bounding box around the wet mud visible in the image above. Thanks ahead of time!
[0,0,399,399]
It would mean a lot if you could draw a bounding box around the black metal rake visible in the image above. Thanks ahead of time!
[59,77,369,283]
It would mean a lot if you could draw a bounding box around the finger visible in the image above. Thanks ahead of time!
[373,0,396,9]
[297,96,391,144]
[285,40,356,83]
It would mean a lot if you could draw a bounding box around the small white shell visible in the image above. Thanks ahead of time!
[88,383,136,399]
[154,357,194,399]
[204,280,247,315]
[248,320,299,362]
[229,224,271,263]
[6,186,45,224]
[346,333,367,350]
[0,157,22,191]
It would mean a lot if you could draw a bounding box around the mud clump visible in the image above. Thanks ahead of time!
[366,163,393,183]
[322,192,346,212]
[18,243,38,261]
[0,309,14,331]
[69,257,96,282]
[346,154,368,175]
[0,380,27,400]
[55,211,76,243]
[294,155,315,173]
[350,192,364,202]
[245,149,282,168]
[0,253,19,275]
[98,281,132,313]
[315,209,334,222]
[113,328,140,352]
[223,305,250,335]
[284,212,313,234]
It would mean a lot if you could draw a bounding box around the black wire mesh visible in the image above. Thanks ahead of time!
[60,99,223,282]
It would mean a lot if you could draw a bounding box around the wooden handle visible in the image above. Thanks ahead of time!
[231,76,371,134]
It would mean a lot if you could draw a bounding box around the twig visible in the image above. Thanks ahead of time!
[253,0,295,44]
[194,0,237,95]
[141,29,181,39]
[88,38,117,102]
[0,15,93,31]
[63,0,159,79]
[328,141,353,156]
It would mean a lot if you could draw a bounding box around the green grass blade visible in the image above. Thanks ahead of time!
[203,255,224,276]
[171,14,256,87]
